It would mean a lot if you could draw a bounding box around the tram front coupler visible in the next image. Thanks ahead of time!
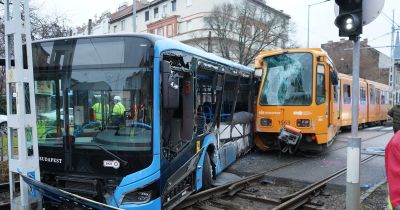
[278,125,302,154]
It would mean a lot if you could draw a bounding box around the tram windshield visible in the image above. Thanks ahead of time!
[33,37,153,152]
[259,52,313,106]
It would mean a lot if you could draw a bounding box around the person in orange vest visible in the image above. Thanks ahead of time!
[385,131,400,210]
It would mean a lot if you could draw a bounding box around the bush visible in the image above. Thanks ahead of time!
[0,95,5,115]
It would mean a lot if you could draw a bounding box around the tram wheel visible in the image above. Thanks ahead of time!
[202,153,213,190]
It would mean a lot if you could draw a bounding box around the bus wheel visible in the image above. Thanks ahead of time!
[202,153,213,190]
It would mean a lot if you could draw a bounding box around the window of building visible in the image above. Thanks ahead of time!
[316,64,325,105]
[186,20,191,32]
[343,84,351,104]
[157,27,164,36]
[113,25,117,33]
[145,11,149,21]
[121,20,125,31]
[154,7,159,19]
[186,0,192,6]
[163,4,168,17]
[167,24,173,37]
[172,0,177,11]
[149,29,154,34]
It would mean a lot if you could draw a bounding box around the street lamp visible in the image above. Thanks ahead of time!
[307,0,331,48]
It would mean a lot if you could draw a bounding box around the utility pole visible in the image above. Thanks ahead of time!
[208,31,212,53]
[391,10,396,104]
[88,19,92,35]
[4,0,42,209]
[132,0,137,32]
[307,0,331,48]
[347,36,361,210]
[334,1,384,209]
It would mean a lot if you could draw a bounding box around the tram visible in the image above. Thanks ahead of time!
[254,48,390,153]
[31,34,254,209]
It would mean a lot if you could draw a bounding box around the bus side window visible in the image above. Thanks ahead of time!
[196,69,217,135]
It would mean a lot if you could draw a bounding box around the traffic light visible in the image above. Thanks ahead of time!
[335,0,363,40]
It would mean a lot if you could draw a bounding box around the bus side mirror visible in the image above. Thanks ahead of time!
[330,71,338,86]
[161,61,180,109]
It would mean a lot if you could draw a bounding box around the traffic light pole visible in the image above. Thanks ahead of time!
[346,35,361,210]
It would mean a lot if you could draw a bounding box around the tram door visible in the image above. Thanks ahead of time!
[330,67,340,126]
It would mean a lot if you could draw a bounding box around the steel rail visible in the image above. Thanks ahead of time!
[272,155,378,210]
[176,158,306,209]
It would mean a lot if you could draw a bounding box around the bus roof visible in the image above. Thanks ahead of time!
[154,37,253,73]
[33,33,253,73]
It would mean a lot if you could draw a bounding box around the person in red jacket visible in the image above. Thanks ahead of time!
[385,132,400,210]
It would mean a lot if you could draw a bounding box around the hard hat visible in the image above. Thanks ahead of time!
[114,96,121,101]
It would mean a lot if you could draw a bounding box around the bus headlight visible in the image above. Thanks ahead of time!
[120,180,159,205]
[296,119,310,127]
[121,191,152,204]
[260,118,272,126]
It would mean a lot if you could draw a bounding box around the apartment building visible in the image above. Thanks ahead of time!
[108,0,290,47]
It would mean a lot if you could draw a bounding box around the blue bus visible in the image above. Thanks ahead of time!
[31,34,254,209]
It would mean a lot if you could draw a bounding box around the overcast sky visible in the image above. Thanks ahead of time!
[32,0,399,56]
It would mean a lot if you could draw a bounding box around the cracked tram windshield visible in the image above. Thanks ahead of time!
[260,52,313,106]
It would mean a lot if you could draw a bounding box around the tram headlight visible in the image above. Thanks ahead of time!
[260,118,272,126]
[296,119,310,127]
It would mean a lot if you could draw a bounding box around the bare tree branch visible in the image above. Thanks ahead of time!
[0,4,71,94]
[194,1,295,66]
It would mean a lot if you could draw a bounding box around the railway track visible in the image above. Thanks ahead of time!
[178,155,378,210]
[177,131,389,209]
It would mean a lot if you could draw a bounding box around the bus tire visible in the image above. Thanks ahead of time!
[202,153,213,190]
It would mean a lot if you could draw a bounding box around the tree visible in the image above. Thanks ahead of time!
[0,3,71,94]
[191,1,293,66]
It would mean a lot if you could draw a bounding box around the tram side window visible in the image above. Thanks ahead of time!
[343,84,351,104]
[360,87,366,104]
[369,87,375,104]
[381,91,386,104]
[316,64,325,105]
[375,89,381,104]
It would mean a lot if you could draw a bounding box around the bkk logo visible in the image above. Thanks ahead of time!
[103,160,120,169]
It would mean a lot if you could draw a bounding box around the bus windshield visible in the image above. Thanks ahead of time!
[33,37,153,152]
[259,52,313,106]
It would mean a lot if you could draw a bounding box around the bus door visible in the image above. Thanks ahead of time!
[160,57,203,208]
